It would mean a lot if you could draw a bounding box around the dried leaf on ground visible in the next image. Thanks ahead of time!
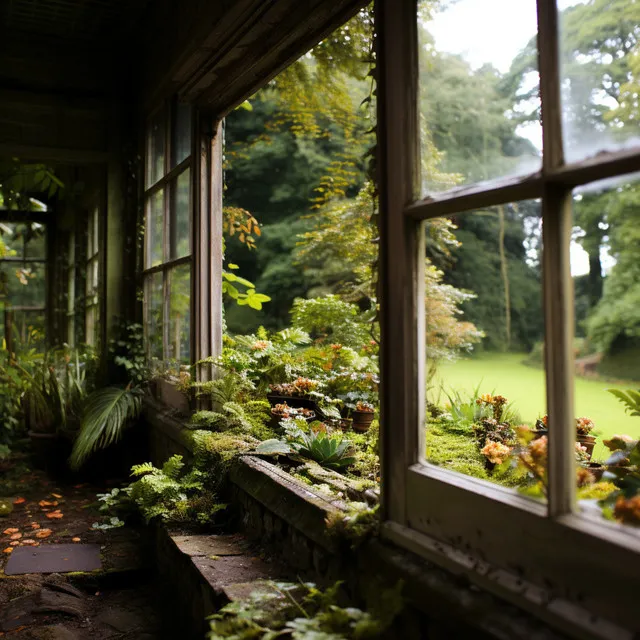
[21,539,37,545]
[3,547,13,554]
[72,537,81,542]
[45,510,63,519]
[3,528,19,535]
[39,500,58,507]
[10,541,20,546]
[13,497,26,505]
[51,493,62,499]
[35,529,52,538]
[9,533,22,540]
[30,523,40,529]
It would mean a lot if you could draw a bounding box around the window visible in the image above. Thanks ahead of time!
[0,221,46,351]
[378,0,640,631]
[66,230,76,345]
[85,207,100,347]
[143,100,192,374]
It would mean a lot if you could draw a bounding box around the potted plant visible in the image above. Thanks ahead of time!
[267,377,323,415]
[351,401,375,433]
[575,417,597,458]
[270,402,315,425]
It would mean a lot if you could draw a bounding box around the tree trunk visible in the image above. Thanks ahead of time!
[498,205,511,350]
[587,248,603,307]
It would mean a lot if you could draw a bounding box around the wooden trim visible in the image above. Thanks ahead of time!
[376,0,420,525]
[542,186,575,516]
[404,173,543,220]
[210,120,224,365]
[548,147,640,187]
[382,520,634,640]
[142,255,191,277]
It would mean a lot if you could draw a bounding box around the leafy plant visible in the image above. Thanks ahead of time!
[69,386,143,470]
[608,388,640,417]
[208,580,402,640]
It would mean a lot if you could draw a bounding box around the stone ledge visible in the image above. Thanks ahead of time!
[230,455,347,552]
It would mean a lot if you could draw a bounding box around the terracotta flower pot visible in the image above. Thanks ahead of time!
[577,434,596,460]
[586,462,604,482]
[351,410,374,433]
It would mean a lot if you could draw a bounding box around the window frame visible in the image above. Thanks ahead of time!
[142,98,194,373]
[377,0,640,632]
[85,206,100,347]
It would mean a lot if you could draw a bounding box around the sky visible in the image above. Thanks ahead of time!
[428,0,598,276]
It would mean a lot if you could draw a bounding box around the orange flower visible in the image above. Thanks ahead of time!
[481,441,511,465]
[251,340,270,351]
[614,495,640,526]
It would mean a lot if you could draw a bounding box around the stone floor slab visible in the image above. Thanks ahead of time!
[5,544,101,575]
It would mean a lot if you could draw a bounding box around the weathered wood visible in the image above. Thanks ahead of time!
[376,0,421,525]
[404,173,543,220]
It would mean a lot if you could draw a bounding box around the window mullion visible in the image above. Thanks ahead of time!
[377,0,421,525]
[537,0,574,517]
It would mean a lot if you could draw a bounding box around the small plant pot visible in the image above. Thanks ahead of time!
[351,410,374,433]
[270,409,315,425]
[577,434,596,460]
[585,462,605,482]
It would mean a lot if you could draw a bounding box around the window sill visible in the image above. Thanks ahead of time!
[151,376,190,415]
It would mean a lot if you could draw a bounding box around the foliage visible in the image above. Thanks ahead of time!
[257,420,356,471]
[608,388,640,417]
[69,386,143,470]
[109,321,149,386]
[325,503,380,548]
[208,579,402,640]
[95,455,226,526]
[0,159,63,208]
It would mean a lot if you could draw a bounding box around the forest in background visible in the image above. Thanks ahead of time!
[222,0,640,377]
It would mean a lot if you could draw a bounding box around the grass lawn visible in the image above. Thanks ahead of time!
[432,352,640,460]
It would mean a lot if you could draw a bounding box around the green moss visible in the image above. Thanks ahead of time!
[578,481,617,500]
[426,420,490,480]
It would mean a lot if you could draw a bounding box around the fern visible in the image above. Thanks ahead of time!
[162,455,185,479]
[130,462,157,477]
[608,388,640,417]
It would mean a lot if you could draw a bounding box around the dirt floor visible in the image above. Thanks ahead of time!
[0,452,164,639]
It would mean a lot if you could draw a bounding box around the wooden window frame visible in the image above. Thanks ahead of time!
[85,206,100,347]
[143,99,193,373]
[0,215,47,352]
[377,0,640,633]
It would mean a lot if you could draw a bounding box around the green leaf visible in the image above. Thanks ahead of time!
[255,439,292,456]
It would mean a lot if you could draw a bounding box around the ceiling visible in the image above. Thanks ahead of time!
[0,0,151,46]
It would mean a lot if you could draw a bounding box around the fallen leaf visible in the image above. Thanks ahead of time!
[39,500,58,507]
[10,541,20,546]
[3,547,13,554]
[72,537,81,543]
[21,539,37,545]
[35,529,52,538]
[9,533,22,540]
[13,497,25,505]
[3,528,19,535]
[51,493,62,499]
[30,523,40,529]
[45,511,63,520]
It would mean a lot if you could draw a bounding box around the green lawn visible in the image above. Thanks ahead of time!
[432,352,640,460]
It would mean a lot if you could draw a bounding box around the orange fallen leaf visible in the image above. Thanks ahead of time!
[51,493,62,499]
[10,541,20,546]
[9,533,22,540]
[35,529,52,539]
[39,500,58,507]
[13,497,25,505]
[3,547,13,554]
[21,539,37,545]
[31,523,40,529]
[45,511,63,519]
[3,528,19,535]
[72,537,81,543]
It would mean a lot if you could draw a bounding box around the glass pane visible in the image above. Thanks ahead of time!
[0,262,46,308]
[145,272,164,365]
[167,263,190,369]
[23,223,46,259]
[172,102,192,168]
[424,202,547,499]
[560,1,640,164]
[572,174,640,529]
[146,189,165,268]
[171,169,191,259]
[3,307,45,351]
[146,107,166,187]
[0,223,46,259]
[417,0,541,197]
